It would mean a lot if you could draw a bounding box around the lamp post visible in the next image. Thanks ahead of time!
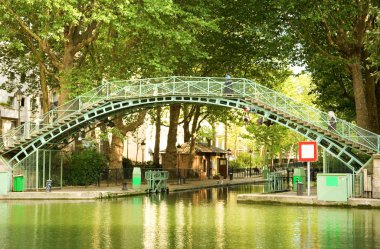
[14,89,23,127]
[141,140,146,164]
[249,149,253,177]
[177,144,181,184]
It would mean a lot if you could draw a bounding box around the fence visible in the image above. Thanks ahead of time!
[96,166,263,186]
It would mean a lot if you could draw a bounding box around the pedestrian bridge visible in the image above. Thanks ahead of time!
[0,76,378,174]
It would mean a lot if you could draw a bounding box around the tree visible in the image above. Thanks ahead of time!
[276,0,380,131]
[106,110,148,169]
[153,106,162,167]
[0,0,116,106]
[162,104,181,169]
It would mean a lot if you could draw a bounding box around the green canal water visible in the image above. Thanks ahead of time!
[0,184,379,249]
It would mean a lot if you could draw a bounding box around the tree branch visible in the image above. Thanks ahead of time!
[71,21,102,53]
[0,2,62,69]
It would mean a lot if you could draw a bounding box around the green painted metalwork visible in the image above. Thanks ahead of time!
[268,172,287,192]
[145,170,169,193]
[11,149,63,191]
[0,76,378,174]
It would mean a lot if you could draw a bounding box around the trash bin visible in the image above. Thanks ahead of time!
[132,167,142,189]
[46,180,52,192]
[229,173,233,180]
[13,175,24,192]
[297,182,303,196]
[293,167,306,191]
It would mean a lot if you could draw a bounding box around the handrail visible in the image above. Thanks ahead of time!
[0,76,378,153]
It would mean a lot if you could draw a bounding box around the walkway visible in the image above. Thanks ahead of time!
[237,190,380,208]
[0,177,263,200]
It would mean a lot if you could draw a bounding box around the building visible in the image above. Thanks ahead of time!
[0,89,36,136]
[162,142,229,180]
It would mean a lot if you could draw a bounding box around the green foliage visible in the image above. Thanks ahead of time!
[197,126,215,142]
[67,149,107,186]
[274,0,379,124]
[235,152,251,168]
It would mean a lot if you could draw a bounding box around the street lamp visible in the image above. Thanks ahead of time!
[249,149,253,177]
[14,89,23,127]
[141,140,146,164]
[227,148,232,166]
[177,144,181,184]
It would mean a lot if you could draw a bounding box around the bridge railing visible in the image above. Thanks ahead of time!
[0,84,109,151]
[104,76,380,153]
[244,80,378,152]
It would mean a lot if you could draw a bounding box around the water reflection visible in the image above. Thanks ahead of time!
[215,201,225,249]
[0,185,380,248]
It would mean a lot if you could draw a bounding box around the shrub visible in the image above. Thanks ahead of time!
[68,149,107,186]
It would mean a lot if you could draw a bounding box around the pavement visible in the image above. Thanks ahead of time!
[0,176,264,200]
[237,188,380,208]
[2,177,380,208]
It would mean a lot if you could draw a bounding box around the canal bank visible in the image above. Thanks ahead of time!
[0,177,264,200]
[2,177,380,209]
[237,192,380,208]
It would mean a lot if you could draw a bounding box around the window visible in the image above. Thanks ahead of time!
[8,97,14,106]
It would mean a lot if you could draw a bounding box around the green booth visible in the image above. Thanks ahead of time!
[317,174,352,202]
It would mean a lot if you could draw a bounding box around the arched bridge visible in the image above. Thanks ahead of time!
[0,76,379,174]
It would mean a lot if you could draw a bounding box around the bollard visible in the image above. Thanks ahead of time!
[297,182,303,196]
[46,180,52,192]
[122,181,127,191]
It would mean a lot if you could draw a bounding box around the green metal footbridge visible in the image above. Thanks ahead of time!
[0,76,378,176]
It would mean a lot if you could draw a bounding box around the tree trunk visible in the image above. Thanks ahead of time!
[100,124,111,164]
[363,67,379,133]
[107,110,148,168]
[153,106,161,167]
[183,105,191,142]
[58,47,74,106]
[163,104,181,169]
[348,61,370,129]
[38,61,49,114]
[376,83,380,130]
[109,134,124,169]
[188,106,201,168]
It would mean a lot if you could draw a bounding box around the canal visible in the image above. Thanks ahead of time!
[0,184,379,249]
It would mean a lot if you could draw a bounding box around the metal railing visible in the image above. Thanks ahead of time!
[95,167,260,186]
[1,76,379,153]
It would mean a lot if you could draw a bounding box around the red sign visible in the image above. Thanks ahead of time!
[298,141,318,162]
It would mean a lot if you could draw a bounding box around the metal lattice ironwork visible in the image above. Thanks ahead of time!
[0,76,378,173]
